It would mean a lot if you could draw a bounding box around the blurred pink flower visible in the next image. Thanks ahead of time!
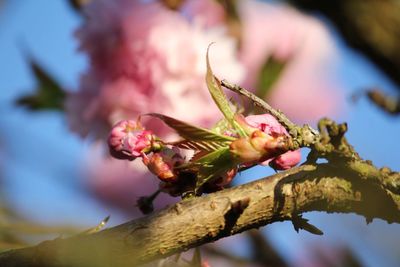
[182,0,226,28]
[238,0,343,124]
[66,0,244,139]
[244,114,301,169]
[70,0,244,209]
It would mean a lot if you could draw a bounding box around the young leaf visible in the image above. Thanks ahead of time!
[194,147,236,190]
[172,139,228,152]
[255,57,286,99]
[147,113,235,142]
[170,139,233,164]
[206,45,235,122]
[206,45,247,137]
[16,58,65,110]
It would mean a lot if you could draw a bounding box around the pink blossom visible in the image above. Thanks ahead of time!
[245,114,287,136]
[108,120,156,160]
[244,114,301,168]
[67,0,244,139]
[238,0,343,123]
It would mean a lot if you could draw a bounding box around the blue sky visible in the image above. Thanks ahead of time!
[0,1,399,266]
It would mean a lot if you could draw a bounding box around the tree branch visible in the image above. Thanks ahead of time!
[3,80,398,266]
[0,160,399,267]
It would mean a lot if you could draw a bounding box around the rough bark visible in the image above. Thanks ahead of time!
[0,161,399,267]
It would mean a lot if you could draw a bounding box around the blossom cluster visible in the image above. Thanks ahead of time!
[71,0,342,209]
[108,113,300,196]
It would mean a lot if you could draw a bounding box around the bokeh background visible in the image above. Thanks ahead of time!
[0,0,399,266]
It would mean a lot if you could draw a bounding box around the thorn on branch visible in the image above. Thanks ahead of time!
[291,214,324,235]
[80,215,110,235]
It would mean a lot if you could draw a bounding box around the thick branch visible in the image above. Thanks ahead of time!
[0,163,399,267]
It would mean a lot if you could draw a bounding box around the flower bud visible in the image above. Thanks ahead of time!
[143,147,184,182]
[108,120,158,160]
[230,130,288,164]
[230,136,263,163]
[244,114,301,168]
[269,150,302,170]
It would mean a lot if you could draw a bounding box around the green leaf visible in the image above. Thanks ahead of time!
[173,146,238,192]
[172,139,228,152]
[206,45,247,137]
[212,118,233,135]
[147,113,235,142]
[255,57,286,99]
[206,45,235,122]
[16,58,65,111]
[194,147,236,190]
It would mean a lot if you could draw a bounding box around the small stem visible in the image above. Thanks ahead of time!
[148,189,161,201]
[220,79,320,148]
[220,79,296,132]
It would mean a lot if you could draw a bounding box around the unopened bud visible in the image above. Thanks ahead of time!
[269,150,302,170]
[143,147,184,182]
[230,130,288,164]
[241,114,301,168]
[108,120,160,160]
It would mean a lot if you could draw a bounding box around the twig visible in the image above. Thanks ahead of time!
[220,79,319,148]
[247,230,289,267]
[221,79,296,131]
